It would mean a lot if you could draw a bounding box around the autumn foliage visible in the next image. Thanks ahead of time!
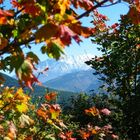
[0,87,119,139]
[0,0,140,139]
[0,0,139,89]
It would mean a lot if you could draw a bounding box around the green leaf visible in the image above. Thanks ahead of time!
[12,29,19,38]
[41,42,64,60]
[27,52,40,64]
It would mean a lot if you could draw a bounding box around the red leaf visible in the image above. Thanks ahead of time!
[11,0,41,17]
[69,23,94,38]
[0,9,13,17]
[57,25,81,46]
[0,9,13,24]
[0,0,3,4]
[16,58,41,90]
[127,6,140,24]
[72,0,93,10]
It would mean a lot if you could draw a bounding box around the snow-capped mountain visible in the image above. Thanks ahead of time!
[35,54,94,82]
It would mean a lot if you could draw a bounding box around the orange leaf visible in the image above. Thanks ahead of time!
[134,0,140,12]
[0,9,13,17]
[23,2,41,17]
[57,24,81,45]
[59,131,75,140]
[69,23,94,38]
[35,23,58,43]
[79,130,90,139]
[0,9,13,24]
[49,104,61,120]
[85,106,99,116]
[25,136,33,140]
[36,108,48,121]
[0,0,3,4]
[45,92,57,102]
[0,37,8,50]
[0,16,7,24]
[92,129,97,134]
[16,58,41,90]
[127,6,140,24]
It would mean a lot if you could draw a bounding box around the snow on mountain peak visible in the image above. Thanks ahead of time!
[36,54,94,82]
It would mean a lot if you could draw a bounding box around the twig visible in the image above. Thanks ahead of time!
[76,0,109,20]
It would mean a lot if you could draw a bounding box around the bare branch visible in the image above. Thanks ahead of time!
[76,0,109,20]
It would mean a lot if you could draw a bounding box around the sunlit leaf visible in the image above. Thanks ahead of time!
[72,0,93,10]
[12,0,41,17]
[35,23,58,43]
[16,57,41,90]
[36,108,48,121]
[69,23,94,37]
[57,0,71,16]
[79,130,90,139]
[16,103,28,113]
[0,9,13,24]
[57,24,81,46]
[85,106,100,116]
[41,41,64,60]
[50,104,61,120]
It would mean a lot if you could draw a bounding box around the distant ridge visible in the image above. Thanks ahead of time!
[0,72,19,87]
[0,72,78,104]
[44,69,101,93]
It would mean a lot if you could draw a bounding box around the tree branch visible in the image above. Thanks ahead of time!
[14,7,25,18]
[0,36,35,55]
[94,0,121,7]
[76,0,109,20]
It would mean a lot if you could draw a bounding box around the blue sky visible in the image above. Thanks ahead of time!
[31,3,129,61]
[65,3,129,57]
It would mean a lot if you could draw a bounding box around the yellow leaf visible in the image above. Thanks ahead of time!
[50,104,61,120]
[57,0,70,16]
[16,103,28,113]
[0,100,4,108]
[14,89,30,103]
